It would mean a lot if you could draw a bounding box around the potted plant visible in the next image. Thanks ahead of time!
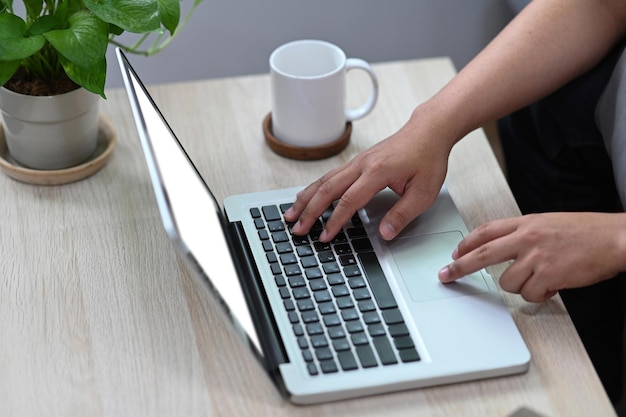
[0,0,202,173]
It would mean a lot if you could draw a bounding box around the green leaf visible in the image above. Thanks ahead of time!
[58,54,106,98]
[0,59,20,86]
[43,10,108,70]
[23,0,43,20]
[157,0,179,35]
[84,0,161,33]
[0,13,45,61]
[27,15,62,36]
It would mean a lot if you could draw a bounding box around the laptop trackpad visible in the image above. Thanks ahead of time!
[387,231,490,303]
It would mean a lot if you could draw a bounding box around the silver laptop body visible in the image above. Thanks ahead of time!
[117,48,530,405]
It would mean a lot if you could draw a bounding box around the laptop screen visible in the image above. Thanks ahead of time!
[117,48,261,353]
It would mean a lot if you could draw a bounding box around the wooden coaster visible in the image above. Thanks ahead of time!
[263,113,351,160]
[0,115,117,185]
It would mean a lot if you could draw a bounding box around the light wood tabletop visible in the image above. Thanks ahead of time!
[0,57,616,417]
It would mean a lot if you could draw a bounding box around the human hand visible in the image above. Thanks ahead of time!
[284,108,455,242]
[438,212,626,302]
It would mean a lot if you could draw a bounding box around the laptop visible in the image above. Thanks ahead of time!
[116,48,530,405]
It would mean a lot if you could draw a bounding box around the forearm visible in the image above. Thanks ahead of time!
[417,0,626,147]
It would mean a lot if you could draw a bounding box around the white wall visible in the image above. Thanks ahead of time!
[105,0,514,88]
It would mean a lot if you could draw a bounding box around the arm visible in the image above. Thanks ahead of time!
[285,0,626,242]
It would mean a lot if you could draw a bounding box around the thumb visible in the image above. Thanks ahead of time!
[379,191,433,240]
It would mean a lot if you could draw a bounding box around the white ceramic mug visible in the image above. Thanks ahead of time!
[269,39,378,147]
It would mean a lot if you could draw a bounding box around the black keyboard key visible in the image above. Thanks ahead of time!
[270,263,282,275]
[337,351,359,371]
[388,323,410,337]
[351,213,363,227]
[358,252,398,309]
[348,276,366,289]
[250,207,262,218]
[280,203,293,213]
[301,311,319,323]
[322,262,341,274]
[304,267,323,280]
[280,253,297,265]
[320,359,338,374]
[368,323,386,337]
[358,300,376,313]
[293,324,304,336]
[362,311,381,324]
[314,290,332,303]
[318,301,336,315]
[352,238,373,252]
[296,245,314,256]
[297,298,315,311]
[311,335,329,349]
[288,275,306,288]
[316,347,333,361]
[306,323,324,336]
[335,243,352,255]
[309,279,327,291]
[298,337,308,349]
[279,287,290,299]
[267,220,285,232]
[275,242,293,254]
[332,338,351,352]
[344,266,362,277]
[258,229,269,240]
[272,231,289,243]
[346,226,367,239]
[353,288,371,301]
[262,205,281,221]
[382,308,404,324]
[339,254,357,266]
[399,348,421,363]
[327,326,346,339]
[394,336,415,349]
[314,241,331,251]
[323,314,342,327]
[373,336,398,365]
[262,240,273,252]
[284,264,302,276]
[317,251,335,263]
[288,311,299,324]
[275,275,286,287]
[346,321,364,334]
[307,363,318,375]
[356,345,378,368]
[331,285,350,297]
[284,299,295,311]
[336,296,354,309]
[291,287,309,299]
[253,218,265,229]
[327,273,344,285]
[292,235,309,245]
[332,232,348,244]
[301,256,318,268]
[341,308,359,321]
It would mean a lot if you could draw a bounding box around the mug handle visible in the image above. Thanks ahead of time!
[345,58,379,121]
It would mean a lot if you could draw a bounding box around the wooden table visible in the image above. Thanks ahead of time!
[0,58,616,417]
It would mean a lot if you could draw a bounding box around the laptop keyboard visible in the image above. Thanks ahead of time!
[250,203,420,376]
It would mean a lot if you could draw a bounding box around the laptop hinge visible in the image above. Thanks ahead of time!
[225,220,289,381]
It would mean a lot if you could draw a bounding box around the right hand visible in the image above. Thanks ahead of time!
[284,107,455,242]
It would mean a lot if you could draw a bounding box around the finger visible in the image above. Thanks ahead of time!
[498,259,533,294]
[320,174,387,241]
[454,218,520,259]
[518,274,559,303]
[284,165,344,221]
[289,164,361,235]
[439,233,519,283]
[378,187,435,241]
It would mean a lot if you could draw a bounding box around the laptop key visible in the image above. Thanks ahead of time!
[399,348,421,363]
[320,359,338,374]
[356,345,378,368]
[262,205,281,221]
[337,351,359,371]
[358,252,398,309]
[373,336,398,365]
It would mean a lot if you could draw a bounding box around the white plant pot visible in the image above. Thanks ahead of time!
[0,86,101,170]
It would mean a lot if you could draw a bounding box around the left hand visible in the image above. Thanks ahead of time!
[438,212,626,302]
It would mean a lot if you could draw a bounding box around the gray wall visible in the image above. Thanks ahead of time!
[105,0,515,88]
